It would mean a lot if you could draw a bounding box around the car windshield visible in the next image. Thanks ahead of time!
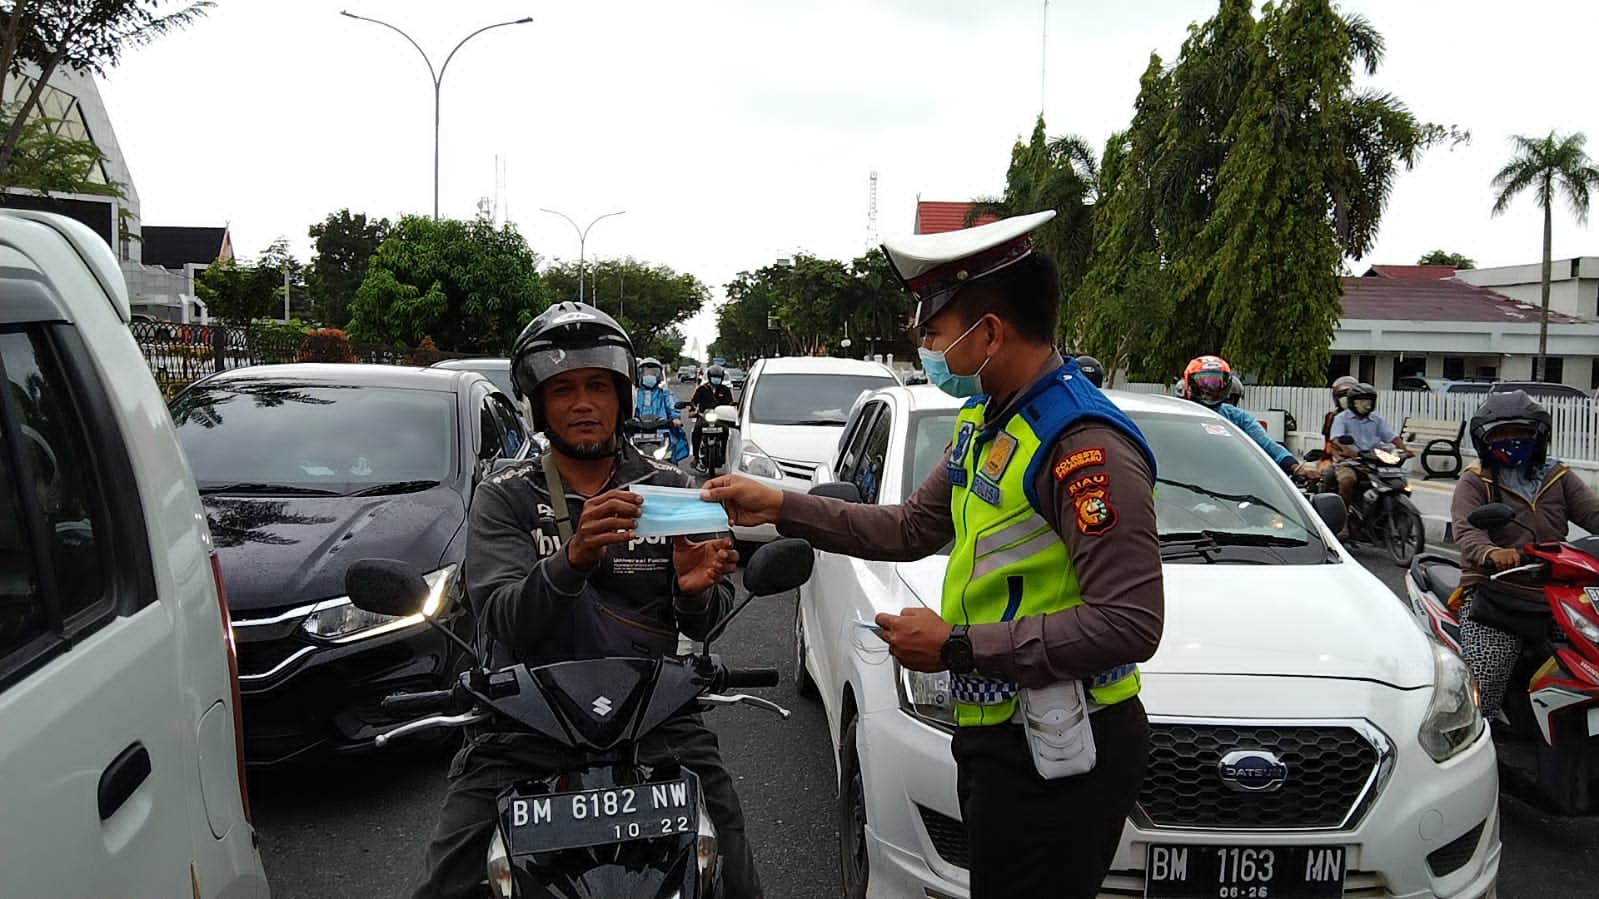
[441,362,514,398]
[171,381,457,495]
[900,408,1324,560]
[751,373,896,425]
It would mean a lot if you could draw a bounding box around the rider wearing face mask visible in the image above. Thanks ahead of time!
[689,364,735,469]
[1180,355,1316,479]
[1452,391,1599,722]
[1323,383,1408,506]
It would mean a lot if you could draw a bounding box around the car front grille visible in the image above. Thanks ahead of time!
[772,456,817,480]
[1426,821,1486,877]
[1138,722,1384,830]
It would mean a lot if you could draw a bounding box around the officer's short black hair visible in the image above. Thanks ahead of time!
[946,251,1059,344]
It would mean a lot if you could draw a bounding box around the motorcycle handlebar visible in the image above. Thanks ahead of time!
[723,667,780,689]
[381,689,459,717]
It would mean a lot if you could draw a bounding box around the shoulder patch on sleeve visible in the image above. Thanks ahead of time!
[1072,483,1118,536]
[1052,447,1106,482]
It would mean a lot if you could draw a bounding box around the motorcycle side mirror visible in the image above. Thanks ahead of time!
[1310,493,1347,534]
[809,481,864,503]
[1303,449,1325,462]
[1468,502,1517,531]
[701,538,815,652]
[713,404,739,424]
[345,559,481,664]
[1336,435,1356,446]
[346,558,429,617]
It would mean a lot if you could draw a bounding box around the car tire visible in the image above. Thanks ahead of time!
[793,600,820,701]
[838,718,870,899]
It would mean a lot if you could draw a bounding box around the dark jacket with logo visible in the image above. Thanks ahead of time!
[465,442,732,670]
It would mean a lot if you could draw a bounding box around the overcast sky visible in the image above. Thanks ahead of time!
[96,0,1599,357]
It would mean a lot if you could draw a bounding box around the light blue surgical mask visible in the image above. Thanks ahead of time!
[710,377,723,386]
[918,318,991,398]
[630,484,731,538]
[641,375,659,389]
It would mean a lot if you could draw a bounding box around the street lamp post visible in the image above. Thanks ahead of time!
[341,11,533,220]
[540,209,626,303]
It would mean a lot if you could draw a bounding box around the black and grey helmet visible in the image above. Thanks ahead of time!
[707,364,726,382]
[1346,382,1378,416]
[1073,355,1105,388]
[510,301,635,431]
[1469,390,1552,467]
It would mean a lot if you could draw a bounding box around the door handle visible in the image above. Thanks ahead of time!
[98,742,151,821]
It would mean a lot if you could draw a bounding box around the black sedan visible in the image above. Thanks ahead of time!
[169,363,531,765]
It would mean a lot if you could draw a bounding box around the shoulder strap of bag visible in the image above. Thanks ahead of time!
[541,451,575,542]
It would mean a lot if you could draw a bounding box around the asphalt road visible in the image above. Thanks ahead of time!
[252,386,1597,898]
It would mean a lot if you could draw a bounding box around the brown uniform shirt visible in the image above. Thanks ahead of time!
[776,356,1164,689]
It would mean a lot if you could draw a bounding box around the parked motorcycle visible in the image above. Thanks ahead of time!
[1405,501,1599,815]
[1304,435,1424,566]
[343,538,815,897]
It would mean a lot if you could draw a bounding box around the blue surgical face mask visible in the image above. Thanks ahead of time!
[641,375,659,389]
[630,485,731,538]
[1489,436,1536,468]
[918,318,992,398]
[710,377,723,386]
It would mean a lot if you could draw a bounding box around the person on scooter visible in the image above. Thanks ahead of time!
[1452,390,1599,722]
[635,356,687,463]
[1323,382,1408,506]
[407,302,762,899]
[689,364,735,470]
[1181,355,1316,479]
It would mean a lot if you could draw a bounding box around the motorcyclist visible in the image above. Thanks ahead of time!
[1323,376,1360,453]
[1451,390,1599,722]
[689,364,735,470]
[634,356,687,462]
[407,302,762,898]
[1323,382,1408,506]
[1072,354,1106,388]
[1180,355,1315,479]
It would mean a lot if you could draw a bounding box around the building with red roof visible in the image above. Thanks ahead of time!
[913,200,999,235]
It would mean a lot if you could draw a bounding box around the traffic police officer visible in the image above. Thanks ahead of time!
[703,211,1165,898]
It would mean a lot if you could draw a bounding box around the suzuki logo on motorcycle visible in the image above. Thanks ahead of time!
[1217,750,1288,792]
[592,695,614,717]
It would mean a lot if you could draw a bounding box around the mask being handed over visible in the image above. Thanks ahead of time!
[630,484,731,538]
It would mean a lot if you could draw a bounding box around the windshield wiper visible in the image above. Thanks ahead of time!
[348,479,441,497]
[198,482,340,496]
[1161,529,1310,548]
[1155,476,1299,523]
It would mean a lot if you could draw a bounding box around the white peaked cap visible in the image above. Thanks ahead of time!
[881,209,1056,327]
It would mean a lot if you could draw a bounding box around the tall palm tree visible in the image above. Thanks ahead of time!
[1491,131,1599,379]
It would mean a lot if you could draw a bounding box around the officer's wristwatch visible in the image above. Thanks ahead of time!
[940,625,976,675]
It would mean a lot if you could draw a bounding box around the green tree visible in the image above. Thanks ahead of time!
[1077,0,1441,384]
[967,116,1098,346]
[541,257,709,363]
[346,215,545,353]
[1490,130,1599,377]
[1416,249,1474,269]
[194,238,305,324]
[0,105,119,196]
[306,209,389,327]
[0,0,212,177]
[709,250,912,365]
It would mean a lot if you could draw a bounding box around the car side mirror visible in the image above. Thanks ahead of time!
[345,559,429,617]
[713,404,739,423]
[1468,502,1516,530]
[1311,493,1347,533]
[743,538,815,596]
[809,481,864,503]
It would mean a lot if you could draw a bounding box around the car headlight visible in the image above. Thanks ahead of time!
[1560,602,1599,644]
[737,440,782,480]
[1418,639,1484,762]
[301,564,457,642]
[895,661,955,730]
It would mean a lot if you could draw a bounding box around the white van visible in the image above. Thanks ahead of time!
[0,211,269,897]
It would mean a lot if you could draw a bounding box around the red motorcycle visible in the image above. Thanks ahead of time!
[1405,501,1599,814]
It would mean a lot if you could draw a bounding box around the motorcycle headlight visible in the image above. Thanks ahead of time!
[1418,640,1484,762]
[1374,448,1400,465]
[1560,602,1599,644]
[737,440,782,480]
[704,411,719,425]
[487,827,513,898]
[300,564,457,642]
[895,661,956,730]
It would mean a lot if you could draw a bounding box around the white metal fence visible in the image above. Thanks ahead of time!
[1116,382,1599,464]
